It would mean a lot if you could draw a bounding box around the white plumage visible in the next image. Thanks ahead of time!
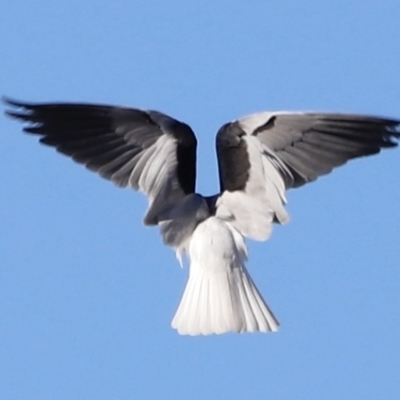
[171,217,278,335]
[4,98,399,336]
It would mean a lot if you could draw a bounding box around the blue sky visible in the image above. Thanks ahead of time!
[1,1,400,399]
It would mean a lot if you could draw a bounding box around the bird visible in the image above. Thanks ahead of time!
[4,97,400,336]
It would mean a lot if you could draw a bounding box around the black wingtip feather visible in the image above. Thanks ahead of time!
[2,96,27,107]
[3,97,31,120]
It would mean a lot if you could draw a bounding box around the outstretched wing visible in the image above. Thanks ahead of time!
[4,98,197,225]
[238,112,400,188]
[215,112,400,241]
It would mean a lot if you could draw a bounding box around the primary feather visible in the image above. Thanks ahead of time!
[4,97,400,335]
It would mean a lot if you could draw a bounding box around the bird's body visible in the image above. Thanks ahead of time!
[172,216,278,335]
[4,97,399,335]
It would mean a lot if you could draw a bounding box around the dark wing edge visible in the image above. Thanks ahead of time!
[3,97,197,225]
[239,112,400,189]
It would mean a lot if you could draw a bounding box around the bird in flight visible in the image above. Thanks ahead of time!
[4,97,399,335]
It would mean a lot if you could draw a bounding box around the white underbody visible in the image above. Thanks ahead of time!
[171,216,279,335]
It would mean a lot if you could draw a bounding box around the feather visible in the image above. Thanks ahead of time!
[4,97,399,336]
[171,217,279,335]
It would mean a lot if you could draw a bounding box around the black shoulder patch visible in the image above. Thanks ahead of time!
[175,122,197,194]
[216,122,250,192]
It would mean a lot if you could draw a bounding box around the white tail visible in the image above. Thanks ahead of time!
[171,217,279,335]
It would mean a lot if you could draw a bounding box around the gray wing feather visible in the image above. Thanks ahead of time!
[239,112,400,188]
[4,98,197,225]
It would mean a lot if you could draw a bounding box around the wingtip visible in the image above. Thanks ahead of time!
[3,97,36,122]
[2,96,26,108]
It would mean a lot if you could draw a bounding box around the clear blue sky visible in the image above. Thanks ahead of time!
[1,1,400,399]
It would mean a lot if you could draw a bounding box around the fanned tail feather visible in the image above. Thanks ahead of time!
[171,217,279,335]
